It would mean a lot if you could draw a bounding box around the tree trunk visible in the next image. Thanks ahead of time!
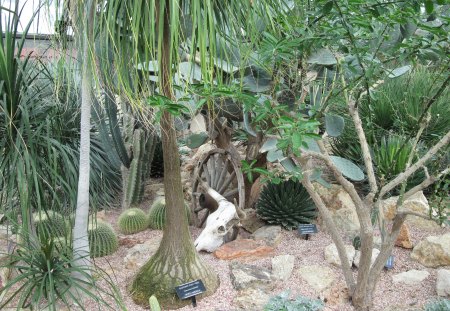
[130,1,219,307]
[72,0,95,272]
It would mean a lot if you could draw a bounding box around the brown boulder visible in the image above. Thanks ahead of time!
[395,223,413,249]
[214,239,275,261]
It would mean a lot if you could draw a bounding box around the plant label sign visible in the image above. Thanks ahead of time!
[298,224,318,240]
[384,255,394,270]
[175,279,206,307]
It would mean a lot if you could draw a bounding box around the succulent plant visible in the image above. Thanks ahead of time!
[256,179,317,230]
[118,208,148,234]
[150,136,164,178]
[32,210,67,240]
[88,219,119,258]
[148,198,191,230]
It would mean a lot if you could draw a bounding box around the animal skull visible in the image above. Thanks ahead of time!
[194,189,240,252]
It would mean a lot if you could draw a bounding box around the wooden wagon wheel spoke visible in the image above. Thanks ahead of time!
[191,148,245,228]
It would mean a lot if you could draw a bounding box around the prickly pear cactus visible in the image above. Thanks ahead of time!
[148,198,191,230]
[88,219,119,258]
[118,208,148,235]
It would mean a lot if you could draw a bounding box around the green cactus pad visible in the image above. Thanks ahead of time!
[88,219,119,258]
[256,179,317,230]
[32,210,67,240]
[118,208,148,235]
[148,198,191,230]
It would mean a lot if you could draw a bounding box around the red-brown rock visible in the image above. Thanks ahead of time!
[214,239,274,261]
[395,223,413,249]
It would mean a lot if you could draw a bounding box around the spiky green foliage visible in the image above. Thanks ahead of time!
[33,211,67,241]
[88,219,119,258]
[150,137,164,178]
[424,299,450,311]
[118,208,148,234]
[148,198,191,230]
[256,179,317,230]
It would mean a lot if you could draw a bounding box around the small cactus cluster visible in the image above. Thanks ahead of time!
[148,198,191,230]
[118,208,148,234]
[32,210,67,240]
[88,219,119,258]
[256,179,317,230]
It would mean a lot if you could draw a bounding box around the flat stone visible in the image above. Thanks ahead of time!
[324,243,355,268]
[395,223,413,249]
[234,287,271,310]
[411,233,450,267]
[230,262,272,290]
[240,210,266,234]
[271,255,295,281]
[392,269,430,285]
[436,269,450,297]
[298,265,335,292]
[123,237,162,270]
[382,191,429,221]
[353,248,380,268]
[214,239,275,261]
[250,226,282,247]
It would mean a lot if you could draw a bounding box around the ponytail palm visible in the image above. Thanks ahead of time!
[95,0,289,307]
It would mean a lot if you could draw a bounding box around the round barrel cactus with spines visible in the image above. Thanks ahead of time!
[256,179,317,230]
[33,210,67,240]
[118,208,148,234]
[148,198,191,230]
[88,219,119,258]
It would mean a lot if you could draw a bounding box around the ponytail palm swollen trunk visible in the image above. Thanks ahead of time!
[95,0,285,307]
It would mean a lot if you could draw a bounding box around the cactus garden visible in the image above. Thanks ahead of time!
[0,1,449,311]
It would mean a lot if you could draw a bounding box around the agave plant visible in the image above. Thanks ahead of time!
[256,179,317,230]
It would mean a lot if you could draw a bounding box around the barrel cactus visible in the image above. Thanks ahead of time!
[256,179,317,230]
[148,198,191,230]
[88,219,119,258]
[33,210,67,240]
[118,208,148,234]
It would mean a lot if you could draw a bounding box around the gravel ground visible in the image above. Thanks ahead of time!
[84,209,449,311]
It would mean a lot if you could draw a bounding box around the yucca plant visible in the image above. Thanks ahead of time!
[256,179,317,230]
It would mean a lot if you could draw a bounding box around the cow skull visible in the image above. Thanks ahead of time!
[194,186,242,252]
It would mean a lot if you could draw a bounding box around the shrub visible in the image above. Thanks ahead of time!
[148,198,191,230]
[88,219,119,258]
[264,291,324,311]
[118,208,148,234]
[256,179,317,230]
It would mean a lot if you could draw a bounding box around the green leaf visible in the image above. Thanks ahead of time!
[186,132,209,149]
[325,114,345,137]
[260,138,278,153]
[292,133,303,153]
[322,1,333,14]
[387,65,411,78]
[307,49,337,66]
[330,156,365,181]
[280,157,298,173]
[425,0,434,14]
[267,149,284,162]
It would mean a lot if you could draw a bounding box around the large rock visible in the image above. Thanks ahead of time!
[271,255,295,281]
[240,209,266,234]
[250,226,282,247]
[298,265,336,292]
[214,239,274,261]
[230,262,272,290]
[353,248,380,268]
[395,223,413,249]
[324,243,355,267]
[123,237,162,270]
[392,269,429,285]
[234,287,271,310]
[436,269,450,297]
[315,184,360,236]
[411,233,450,267]
[190,113,207,134]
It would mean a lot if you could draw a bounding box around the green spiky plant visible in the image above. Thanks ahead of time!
[88,219,119,258]
[148,198,191,230]
[256,179,317,230]
[33,211,67,241]
[118,208,148,234]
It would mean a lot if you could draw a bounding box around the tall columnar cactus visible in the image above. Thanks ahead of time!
[118,208,148,234]
[148,198,191,230]
[256,179,317,230]
[150,136,164,178]
[32,211,67,240]
[88,219,119,258]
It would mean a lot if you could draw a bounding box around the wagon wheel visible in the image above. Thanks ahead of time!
[192,147,245,228]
